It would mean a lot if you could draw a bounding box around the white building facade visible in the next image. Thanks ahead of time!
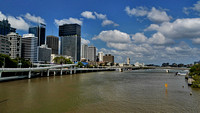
[81,44,88,60]
[21,34,38,63]
[7,32,21,59]
[98,52,104,62]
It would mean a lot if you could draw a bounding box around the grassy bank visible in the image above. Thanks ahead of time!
[189,64,200,88]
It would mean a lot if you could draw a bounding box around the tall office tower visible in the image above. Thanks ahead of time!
[88,46,96,61]
[0,19,16,35]
[21,34,38,63]
[0,35,10,55]
[127,57,130,65]
[103,54,114,64]
[81,44,88,60]
[59,24,81,61]
[46,35,59,54]
[38,44,52,63]
[98,52,104,62]
[29,24,46,46]
[7,32,21,59]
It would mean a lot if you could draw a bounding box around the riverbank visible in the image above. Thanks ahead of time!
[186,64,200,88]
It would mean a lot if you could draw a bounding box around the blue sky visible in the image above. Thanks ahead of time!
[1,0,200,65]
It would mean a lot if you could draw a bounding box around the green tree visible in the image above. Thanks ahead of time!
[65,58,73,64]
[189,64,200,88]
[53,56,73,64]
[0,54,17,68]
[0,54,32,68]
[76,62,84,68]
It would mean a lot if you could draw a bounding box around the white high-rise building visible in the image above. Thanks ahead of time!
[98,52,104,62]
[88,46,96,61]
[127,57,130,65]
[7,32,21,59]
[22,34,38,63]
[81,44,88,60]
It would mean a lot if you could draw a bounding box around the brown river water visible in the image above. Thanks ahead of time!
[0,71,200,113]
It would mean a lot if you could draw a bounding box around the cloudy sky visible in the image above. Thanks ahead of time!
[1,0,200,65]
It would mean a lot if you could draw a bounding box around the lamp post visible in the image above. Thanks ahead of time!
[3,58,5,68]
[18,60,22,68]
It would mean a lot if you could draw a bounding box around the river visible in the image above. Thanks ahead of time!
[0,71,200,113]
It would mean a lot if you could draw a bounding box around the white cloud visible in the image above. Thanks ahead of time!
[92,30,130,43]
[107,42,129,50]
[81,38,90,45]
[54,18,83,26]
[132,33,147,43]
[125,6,148,17]
[125,6,171,23]
[145,18,200,39]
[192,38,200,44]
[147,7,172,23]
[148,32,174,45]
[0,11,29,31]
[81,11,118,27]
[183,1,200,15]
[24,13,45,24]
[94,12,107,20]
[0,11,6,20]
[102,19,119,27]
[8,16,29,31]
[81,11,96,19]
[144,24,159,31]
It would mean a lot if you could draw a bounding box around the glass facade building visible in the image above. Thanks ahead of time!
[88,46,96,61]
[38,44,52,63]
[59,24,81,61]
[81,44,88,60]
[0,19,16,35]
[29,25,45,46]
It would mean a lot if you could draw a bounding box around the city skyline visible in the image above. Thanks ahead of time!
[0,0,200,64]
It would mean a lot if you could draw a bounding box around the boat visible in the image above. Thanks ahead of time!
[176,72,188,76]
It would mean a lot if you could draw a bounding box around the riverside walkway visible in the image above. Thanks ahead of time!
[0,64,116,82]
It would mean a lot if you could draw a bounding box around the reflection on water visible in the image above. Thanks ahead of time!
[0,71,200,113]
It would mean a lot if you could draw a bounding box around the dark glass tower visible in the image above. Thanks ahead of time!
[29,25,46,46]
[59,24,81,61]
[0,19,16,35]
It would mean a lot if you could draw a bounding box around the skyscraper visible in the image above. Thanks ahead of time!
[21,34,38,63]
[29,24,46,46]
[46,35,59,54]
[88,46,96,61]
[59,24,81,61]
[81,44,88,60]
[7,32,21,59]
[0,19,16,35]
[98,52,104,62]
